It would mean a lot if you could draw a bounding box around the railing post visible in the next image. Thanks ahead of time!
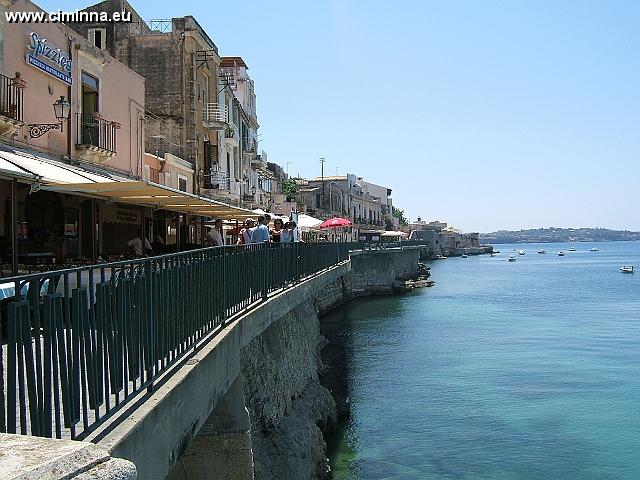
[145,258,155,393]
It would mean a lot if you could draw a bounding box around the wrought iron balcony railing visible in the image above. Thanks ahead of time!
[76,113,118,154]
[0,72,25,123]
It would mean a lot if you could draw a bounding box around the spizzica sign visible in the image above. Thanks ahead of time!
[25,31,73,85]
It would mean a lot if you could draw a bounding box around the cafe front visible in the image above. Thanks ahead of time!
[0,144,254,276]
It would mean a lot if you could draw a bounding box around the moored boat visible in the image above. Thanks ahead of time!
[558,251,565,256]
[508,255,517,262]
[590,247,599,252]
[518,250,525,255]
[537,249,546,254]
[569,247,576,252]
[461,254,468,258]
[620,266,635,274]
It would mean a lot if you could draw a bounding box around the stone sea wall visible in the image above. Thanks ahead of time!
[240,247,423,480]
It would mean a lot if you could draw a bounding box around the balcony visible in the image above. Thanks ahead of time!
[0,72,25,136]
[250,154,267,171]
[242,137,257,156]
[204,169,228,190]
[224,125,239,147]
[203,103,228,130]
[75,112,118,162]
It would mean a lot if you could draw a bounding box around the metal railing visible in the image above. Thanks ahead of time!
[202,103,228,125]
[128,19,173,35]
[0,242,350,440]
[76,113,118,154]
[0,73,24,123]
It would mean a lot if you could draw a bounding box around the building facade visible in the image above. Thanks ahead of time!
[0,0,147,268]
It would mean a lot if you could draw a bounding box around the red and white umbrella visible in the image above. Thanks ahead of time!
[318,217,352,229]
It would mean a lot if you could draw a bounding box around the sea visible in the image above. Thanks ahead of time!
[325,241,640,480]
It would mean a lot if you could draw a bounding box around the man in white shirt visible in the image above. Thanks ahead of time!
[127,229,153,256]
[208,219,225,246]
[240,218,255,245]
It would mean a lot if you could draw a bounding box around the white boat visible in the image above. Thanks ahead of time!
[461,254,468,258]
[620,266,635,273]
[537,249,546,254]
[508,255,517,262]
[568,247,576,252]
[590,248,599,252]
[558,251,565,256]
[518,250,525,255]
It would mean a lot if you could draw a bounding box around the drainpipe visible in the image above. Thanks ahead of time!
[67,36,73,158]
[11,179,17,276]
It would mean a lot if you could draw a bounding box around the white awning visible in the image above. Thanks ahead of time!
[0,148,255,220]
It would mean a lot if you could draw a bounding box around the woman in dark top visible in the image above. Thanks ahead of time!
[271,218,284,242]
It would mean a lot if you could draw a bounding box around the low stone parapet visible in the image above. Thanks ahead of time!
[0,433,136,479]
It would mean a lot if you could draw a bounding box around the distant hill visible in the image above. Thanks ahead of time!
[480,227,640,244]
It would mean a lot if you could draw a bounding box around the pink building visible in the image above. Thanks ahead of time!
[1,0,145,174]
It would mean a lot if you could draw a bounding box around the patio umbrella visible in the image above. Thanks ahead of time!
[297,214,323,231]
[318,217,352,229]
[319,217,353,243]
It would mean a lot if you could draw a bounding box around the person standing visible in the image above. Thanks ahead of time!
[238,218,255,245]
[271,218,284,242]
[251,215,270,243]
[208,219,225,246]
[127,229,153,256]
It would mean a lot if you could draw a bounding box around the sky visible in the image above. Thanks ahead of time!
[37,0,640,232]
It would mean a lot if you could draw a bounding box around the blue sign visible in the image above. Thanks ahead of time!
[26,54,72,85]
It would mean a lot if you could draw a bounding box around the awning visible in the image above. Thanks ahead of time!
[0,148,255,220]
[45,181,255,220]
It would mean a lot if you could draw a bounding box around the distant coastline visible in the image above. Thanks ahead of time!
[480,227,640,244]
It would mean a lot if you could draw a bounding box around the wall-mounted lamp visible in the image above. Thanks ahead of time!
[29,96,71,138]
[29,174,42,194]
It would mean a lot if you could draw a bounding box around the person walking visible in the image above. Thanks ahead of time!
[251,215,270,243]
[208,219,225,246]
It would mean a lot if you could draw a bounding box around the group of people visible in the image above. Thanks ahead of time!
[207,214,299,247]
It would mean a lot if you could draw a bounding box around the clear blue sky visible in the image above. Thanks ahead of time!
[39,0,640,232]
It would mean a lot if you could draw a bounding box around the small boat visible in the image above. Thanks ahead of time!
[568,247,576,252]
[436,255,447,259]
[620,266,635,274]
[461,254,468,258]
[518,250,525,255]
[493,250,501,254]
[590,248,599,252]
[537,249,546,254]
[508,255,517,262]
[558,251,565,256]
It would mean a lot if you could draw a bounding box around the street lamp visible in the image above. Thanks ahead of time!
[29,96,71,138]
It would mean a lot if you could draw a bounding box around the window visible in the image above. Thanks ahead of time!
[80,72,100,146]
[178,175,188,192]
[88,28,107,50]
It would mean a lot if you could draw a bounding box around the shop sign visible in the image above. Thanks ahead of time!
[25,32,73,85]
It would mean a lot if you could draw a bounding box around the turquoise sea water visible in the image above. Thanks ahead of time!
[327,241,640,480]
